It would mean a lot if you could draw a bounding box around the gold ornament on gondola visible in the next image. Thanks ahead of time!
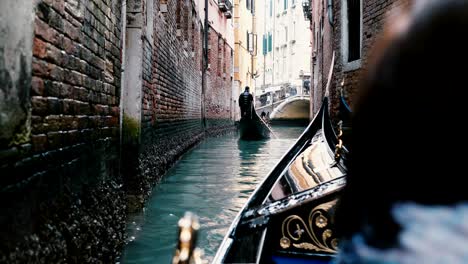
[279,200,338,253]
[172,212,207,264]
[315,214,328,228]
[280,237,291,249]
[334,121,344,161]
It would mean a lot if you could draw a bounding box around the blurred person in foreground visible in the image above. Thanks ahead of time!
[334,0,468,263]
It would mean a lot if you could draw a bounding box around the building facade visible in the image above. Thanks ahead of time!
[256,0,311,106]
[204,0,235,127]
[233,0,256,118]
[308,0,410,117]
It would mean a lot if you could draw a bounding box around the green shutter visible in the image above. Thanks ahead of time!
[268,33,272,52]
[263,35,267,55]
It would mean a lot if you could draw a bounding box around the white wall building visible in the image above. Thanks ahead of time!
[255,0,311,102]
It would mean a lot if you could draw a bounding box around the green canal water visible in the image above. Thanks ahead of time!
[121,125,306,263]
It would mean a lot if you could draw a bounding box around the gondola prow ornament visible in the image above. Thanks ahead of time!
[172,212,207,264]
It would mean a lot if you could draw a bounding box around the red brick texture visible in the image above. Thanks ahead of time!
[30,0,121,157]
[0,0,125,262]
[206,28,234,128]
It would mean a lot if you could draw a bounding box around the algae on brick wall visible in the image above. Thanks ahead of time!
[122,115,140,143]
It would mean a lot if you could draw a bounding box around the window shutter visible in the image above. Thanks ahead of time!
[253,33,257,55]
[268,33,272,52]
[270,0,272,16]
[247,32,255,53]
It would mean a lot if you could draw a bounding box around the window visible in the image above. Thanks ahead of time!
[223,43,227,74]
[176,0,183,31]
[347,0,361,61]
[191,21,196,52]
[276,59,279,77]
[268,32,272,52]
[263,35,267,55]
[320,16,324,37]
[207,30,212,70]
[146,0,154,40]
[293,22,296,40]
[283,0,288,10]
[284,26,288,43]
[247,0,254,13]
[270,0,273,16]
[200,28,204,71]
[314,22,318,53]
[282,48,286,79]
[218,37,223,76]
[342,0,362,69]
[247,31,256,54]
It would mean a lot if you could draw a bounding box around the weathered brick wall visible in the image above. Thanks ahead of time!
[128,0,207,199]
[152,0,203,131]
[1,0,235,259]
[0,0,125,262]
[142,38,154,129]
[206,28,234,129]
[31,0,122,160]
[329,0,410,116]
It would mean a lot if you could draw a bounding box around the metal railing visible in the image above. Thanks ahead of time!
[218,0,233,13]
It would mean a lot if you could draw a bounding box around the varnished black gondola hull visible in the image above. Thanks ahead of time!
[239,118,270,140]
[239,110,271,140]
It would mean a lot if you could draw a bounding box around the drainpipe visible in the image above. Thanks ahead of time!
[119,0,127,174]
[202,0,209,129]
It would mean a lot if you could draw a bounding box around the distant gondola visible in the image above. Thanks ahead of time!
[238,107,271,140]
[213,97,348,263]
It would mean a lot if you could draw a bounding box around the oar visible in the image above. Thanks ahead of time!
[259,116,278,139]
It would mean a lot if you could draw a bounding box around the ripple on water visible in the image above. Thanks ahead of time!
[121,125,306,263]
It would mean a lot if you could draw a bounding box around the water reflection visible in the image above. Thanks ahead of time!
[121,125,306,263]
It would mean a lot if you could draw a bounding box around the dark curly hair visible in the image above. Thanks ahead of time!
[335,0,468,249]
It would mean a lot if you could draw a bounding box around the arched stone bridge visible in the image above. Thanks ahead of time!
[256,95,310,122]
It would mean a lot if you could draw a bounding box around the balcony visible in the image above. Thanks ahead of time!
[225,9,232,18]
[218,0,233,13]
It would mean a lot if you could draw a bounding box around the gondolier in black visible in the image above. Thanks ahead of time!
[239,86,253,119]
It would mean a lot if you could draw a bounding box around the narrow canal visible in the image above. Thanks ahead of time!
[121,125,306,263]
